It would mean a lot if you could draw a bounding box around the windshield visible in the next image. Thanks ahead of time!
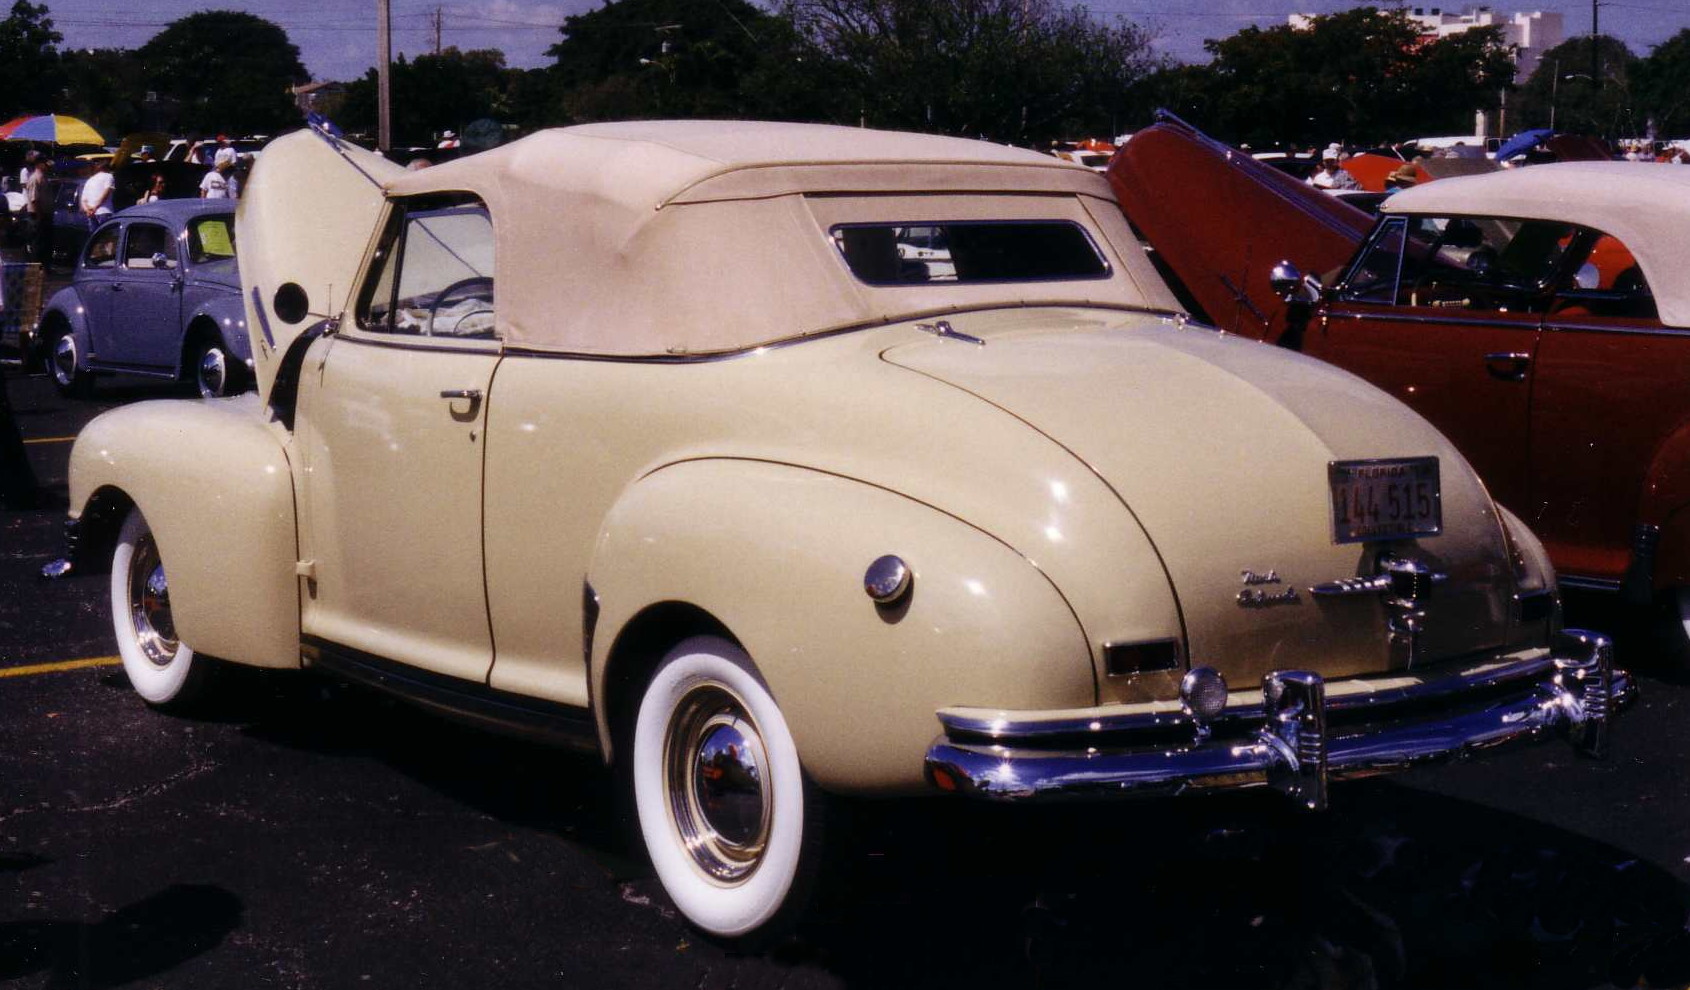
[188,215,237,264]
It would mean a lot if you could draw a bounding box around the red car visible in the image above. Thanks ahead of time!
[1111,117,1690,663]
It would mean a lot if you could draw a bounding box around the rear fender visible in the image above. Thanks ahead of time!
[69,398,300,669]
[587,458,1092,794]
[1636,421,1690,591]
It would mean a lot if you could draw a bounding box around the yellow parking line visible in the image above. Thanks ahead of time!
[0,656,122,678]
[23,435,76,446]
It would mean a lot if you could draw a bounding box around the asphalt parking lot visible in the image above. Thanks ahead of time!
[7,368,1690,989]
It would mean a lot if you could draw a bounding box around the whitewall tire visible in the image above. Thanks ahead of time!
[632,635,821,940]
[111,507,209,706]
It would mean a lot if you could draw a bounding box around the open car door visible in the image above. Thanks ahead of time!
[236,129,405,402]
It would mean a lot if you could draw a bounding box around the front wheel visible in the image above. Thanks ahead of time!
[111,507,216,707]
[631,636,827,942]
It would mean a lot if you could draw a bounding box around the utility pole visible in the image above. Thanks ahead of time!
[377,0,392,151]
[1591,0,1601,87]
[432,7,443,55]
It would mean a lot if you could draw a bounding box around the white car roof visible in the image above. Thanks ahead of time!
[1382,162,1690,327]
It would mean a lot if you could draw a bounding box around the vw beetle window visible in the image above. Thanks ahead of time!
[58,122,1633,946]
[188,215,236,264]
[83,224,119,270]
[122,222,174,269]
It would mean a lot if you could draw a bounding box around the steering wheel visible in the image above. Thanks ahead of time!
[426,276,495,336]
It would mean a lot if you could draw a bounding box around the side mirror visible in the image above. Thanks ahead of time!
[1573,262,1600,291]
[151,251,170,270]
[1269,260,1323,305]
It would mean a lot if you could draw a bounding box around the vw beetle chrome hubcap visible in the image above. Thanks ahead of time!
[127,533,178,667]
[663,684,771,883]
[52,335,76,386]
[198,349,226,397]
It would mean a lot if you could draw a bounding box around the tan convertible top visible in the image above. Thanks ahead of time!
[1382,161,1690,327]
[377,120,1172,355]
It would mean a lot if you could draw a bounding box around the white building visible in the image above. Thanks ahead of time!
[1289,8,1564,79]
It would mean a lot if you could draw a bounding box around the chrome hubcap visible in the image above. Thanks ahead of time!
[52,334,76,387]
[663,684,771,883]
[198,348,226,397]
[127,533,178,667]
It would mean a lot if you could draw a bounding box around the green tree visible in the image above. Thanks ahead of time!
[59,48,149,137]
[546,0,796,121]
[138,11,306,135]
[1512,35,1639,136]
[0,0,62,119]
[1177,8,1513,148]
[1635,29,1690,137]
[780,0,1159,144]
[342,48,516,146]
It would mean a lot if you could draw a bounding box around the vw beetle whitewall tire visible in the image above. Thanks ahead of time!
[632,636,819,940]
[111,507,210,706]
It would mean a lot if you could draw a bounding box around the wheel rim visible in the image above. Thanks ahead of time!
[51,333,76,387]
[126,531,179,667]
[663,683,772,884]
[197,347,227,397]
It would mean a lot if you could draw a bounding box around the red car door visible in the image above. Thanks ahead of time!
[1529,233,1679,582]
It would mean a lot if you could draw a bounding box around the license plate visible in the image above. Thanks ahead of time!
[1329,457,1441,544]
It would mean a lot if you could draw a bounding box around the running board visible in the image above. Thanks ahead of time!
[303,636,599,753]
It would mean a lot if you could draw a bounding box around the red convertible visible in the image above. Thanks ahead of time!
[1111,117,1690,664]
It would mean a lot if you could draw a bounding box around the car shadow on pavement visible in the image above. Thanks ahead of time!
[209,676,1690,989]
[0,883,243,989]
[793,786,1690,990]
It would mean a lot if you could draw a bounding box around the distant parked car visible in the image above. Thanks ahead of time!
[38,199,249,397]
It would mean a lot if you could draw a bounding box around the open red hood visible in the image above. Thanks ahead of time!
[1107,118,1371,343]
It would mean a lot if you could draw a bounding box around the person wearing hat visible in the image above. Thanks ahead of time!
[1384,161,1420,190]
[437,130,460,149]
[1307,149,1359,191]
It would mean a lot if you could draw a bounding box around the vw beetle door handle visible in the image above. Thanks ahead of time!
[1483,352,1531,381]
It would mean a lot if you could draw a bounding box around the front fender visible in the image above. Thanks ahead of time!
[588,459,1093,794]
[39,286,90,346]
[69,396,300,668]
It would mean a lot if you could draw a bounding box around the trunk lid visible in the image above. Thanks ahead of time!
[882,311,1515,685]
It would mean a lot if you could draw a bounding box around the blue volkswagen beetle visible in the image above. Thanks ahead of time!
[39,199,250,398]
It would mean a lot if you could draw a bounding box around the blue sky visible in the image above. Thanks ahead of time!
[41,0,1690,82]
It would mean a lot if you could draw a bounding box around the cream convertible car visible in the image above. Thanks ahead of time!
[57,123,1630,940]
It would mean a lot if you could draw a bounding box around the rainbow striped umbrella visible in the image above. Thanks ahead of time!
[0,114,106,145]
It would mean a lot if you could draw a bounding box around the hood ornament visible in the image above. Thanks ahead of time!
[1310,554,1447,668]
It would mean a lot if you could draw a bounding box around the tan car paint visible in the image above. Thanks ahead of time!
[292,333,501,683]
[67,396,301,669]
[882,311,1517,685]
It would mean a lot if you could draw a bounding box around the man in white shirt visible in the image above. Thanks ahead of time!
[199,160,238,199]
[80,159,115,218]
[212,135,237,168]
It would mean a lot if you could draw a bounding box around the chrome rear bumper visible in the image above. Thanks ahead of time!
[923,630,1632,810]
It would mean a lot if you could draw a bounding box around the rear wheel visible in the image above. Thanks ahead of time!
[111,507,217,708]
[190,336,236,398]
[631,635,828,942]
[47,325,91,397]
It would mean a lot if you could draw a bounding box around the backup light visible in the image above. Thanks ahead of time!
[1180,666,1229,722]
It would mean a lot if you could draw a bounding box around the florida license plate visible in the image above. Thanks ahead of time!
[1329,457,1441,544]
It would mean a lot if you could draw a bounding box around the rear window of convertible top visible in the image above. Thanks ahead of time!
[829,220,1110,286]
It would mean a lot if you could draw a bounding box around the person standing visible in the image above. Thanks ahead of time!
[24,158,52,266]
[80,158,115,219]
[198,160,237,199]
[212,135,237,168]
[138,172,167,204]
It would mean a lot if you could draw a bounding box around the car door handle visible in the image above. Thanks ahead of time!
[1483,352,1531,381]
[110,283,124,292]
[439,389,482,400]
